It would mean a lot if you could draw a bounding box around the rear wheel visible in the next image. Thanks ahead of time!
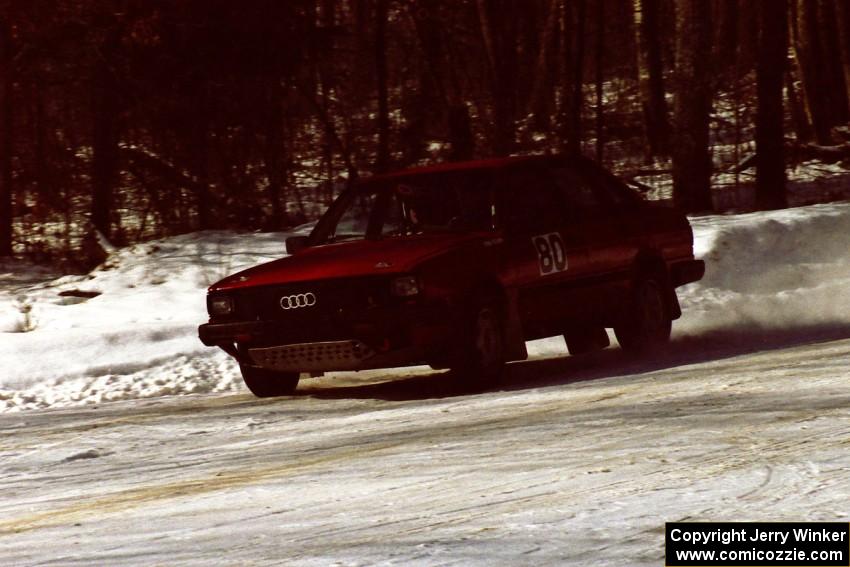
[450,302,506,390]
[239,363,300,397]
[614,276,672,353]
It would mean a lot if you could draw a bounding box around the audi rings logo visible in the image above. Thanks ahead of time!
[280,292,317,310]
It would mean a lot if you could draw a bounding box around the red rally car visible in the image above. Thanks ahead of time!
[199,154,704,397]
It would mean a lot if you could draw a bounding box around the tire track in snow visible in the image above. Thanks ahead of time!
[1,339,848,551]
[0,386,649,535]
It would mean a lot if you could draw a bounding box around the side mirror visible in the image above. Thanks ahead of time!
[285,235,310,255]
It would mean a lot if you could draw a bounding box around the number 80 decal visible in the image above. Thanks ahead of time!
[532,232,568,275]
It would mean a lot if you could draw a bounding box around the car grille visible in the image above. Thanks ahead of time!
[230,277,391,324]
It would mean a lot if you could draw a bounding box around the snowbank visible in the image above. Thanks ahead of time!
[0,231,294,409]
[679,202,850,335]
[2,203,850,411]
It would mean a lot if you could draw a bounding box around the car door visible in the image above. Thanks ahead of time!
[500,165,591,334]
[550,162,638,323]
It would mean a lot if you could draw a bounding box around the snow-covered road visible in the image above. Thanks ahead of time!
[3,332,849,566]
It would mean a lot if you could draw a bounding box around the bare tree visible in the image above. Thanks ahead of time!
[632,0,669,159]
[527,0,561,129]
[835,0,850,112]
[408,2,474,161]
[476,0,517,155]
[90,22,123,241]
[819,0,849,125]
[561,0,587,155]
[792,0,833,144]
[755,0,788,210]
[0,12,12,256]
[374,0,390,172]
[263,78,286,227]
[671,0,713,212]
[594,0,605,162]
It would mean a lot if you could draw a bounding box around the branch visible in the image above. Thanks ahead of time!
[118,144,204,191]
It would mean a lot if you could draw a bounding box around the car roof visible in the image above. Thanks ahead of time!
[360,153,589,186]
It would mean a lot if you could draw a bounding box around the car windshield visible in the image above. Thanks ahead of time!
[312,172,497,244]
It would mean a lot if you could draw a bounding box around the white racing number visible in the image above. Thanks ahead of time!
[532,232,568,275]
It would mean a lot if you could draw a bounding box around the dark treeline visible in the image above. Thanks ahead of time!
[0,0,848,264]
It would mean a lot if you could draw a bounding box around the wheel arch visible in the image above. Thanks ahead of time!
[467,276,508,304]
[633,249,669,282]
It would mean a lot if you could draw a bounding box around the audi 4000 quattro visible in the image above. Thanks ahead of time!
[199,154,704,397]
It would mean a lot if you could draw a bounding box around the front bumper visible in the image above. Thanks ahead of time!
[198,299,453,372]
[199,320,269,347]
[248,340,423,372]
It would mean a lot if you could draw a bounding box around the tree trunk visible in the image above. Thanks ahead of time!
[737,0,760,69]
[90,45,120,240]
[264,79,286,228]
[671,0,713,212]
[0,15,12,256]
[91,12,127,240]
[408,2,474,160]
[559,0,573,149]
[561,0,586,155]
[193,87,212,230]
[32,74,45,207]
[714,0,739,68]
[374,0,390,172]
[448,103,475,161]
[834,0,850,113]
[527,0,560,129]
[755,0,788,210]
[594,0,604,162]
[818,0,849,125]
[633,0,670,158]
[405,6,441,163]
[785,69,812,143]
[793,0,833,144]
[476,0,516,155]
[786,2,814,142]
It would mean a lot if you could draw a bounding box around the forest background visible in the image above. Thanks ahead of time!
[1,0,848,270]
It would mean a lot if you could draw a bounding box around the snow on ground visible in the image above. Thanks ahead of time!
[2,202,850,411]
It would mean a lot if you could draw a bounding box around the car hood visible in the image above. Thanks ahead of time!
[209,232,494,291]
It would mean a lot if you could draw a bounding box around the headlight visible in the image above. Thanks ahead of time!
[208,295,235,316]
[390,275,421,297]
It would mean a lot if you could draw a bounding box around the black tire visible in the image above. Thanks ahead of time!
[564,327,610,356]
[239,363,300,398]
[450,302,506,390]
[614,276,672,353]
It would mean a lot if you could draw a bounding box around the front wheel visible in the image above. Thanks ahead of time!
[239,363,300,398]
[614,277,672,353]
[450,303,506,390]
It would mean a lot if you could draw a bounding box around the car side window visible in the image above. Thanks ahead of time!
[583,166,643,210]
[331,191,379,240]
[504,167,568,233]
[379,172,496,235]
[551,167,605,218]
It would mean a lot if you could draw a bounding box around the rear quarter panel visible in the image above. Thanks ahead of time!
[638,205,697,264]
